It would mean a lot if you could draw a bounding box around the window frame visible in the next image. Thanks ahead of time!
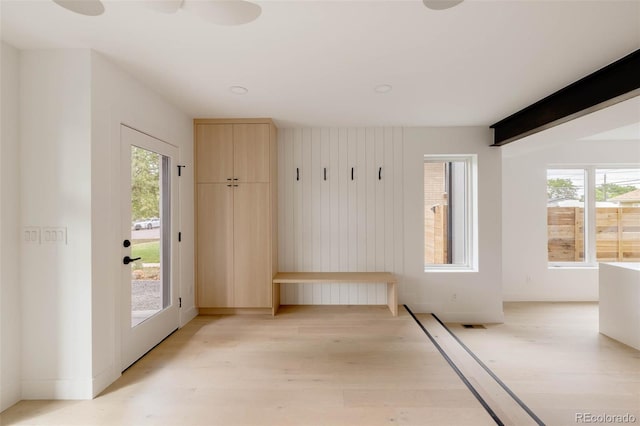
[424,154,478,272]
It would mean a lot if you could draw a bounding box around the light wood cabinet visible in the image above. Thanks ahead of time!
[195,124,233,183]
[233,183,271,307]
[196,184,233,307]
[195,119,277,310]
[233,124,270,183]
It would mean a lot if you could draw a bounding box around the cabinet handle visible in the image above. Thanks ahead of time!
[227,178,232,181]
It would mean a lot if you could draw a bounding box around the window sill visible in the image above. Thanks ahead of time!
[548,265,599,270]
[424,268,478,273]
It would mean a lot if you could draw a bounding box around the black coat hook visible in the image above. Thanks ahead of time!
[379,167,382,180]
[296,168,299,181]
[351,167,354,180]
[324,168,327,181]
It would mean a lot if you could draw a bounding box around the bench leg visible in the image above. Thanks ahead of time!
[272,282,281,316]
[387,282,397,316]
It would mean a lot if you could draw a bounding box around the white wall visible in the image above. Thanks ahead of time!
[277,126,503,323]
[277,128,404,304]
[12,48,194,402]
[502,138,640,301]
[403,127,503,323]
[1,42,22,412]
[90,51,194,395]
[19,49,94,399]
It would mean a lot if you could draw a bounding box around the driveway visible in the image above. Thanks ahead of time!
[132,228,160,240]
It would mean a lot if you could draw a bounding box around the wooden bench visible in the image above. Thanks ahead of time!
[272,272,398,316]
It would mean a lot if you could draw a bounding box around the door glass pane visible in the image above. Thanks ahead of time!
[595,168,640,262]
[547,169,585,262]
[130,146,170,327]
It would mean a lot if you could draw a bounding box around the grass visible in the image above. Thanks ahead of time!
[131,240,160,270]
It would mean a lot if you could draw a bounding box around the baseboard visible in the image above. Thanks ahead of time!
[434,311,505,324]
[199,307,271,315]
[22,378,93,400]
[405,303,505,324]
[180,306,198,327]
[1,390,21,413]
[92,366,119,398]
[503,296,598,302]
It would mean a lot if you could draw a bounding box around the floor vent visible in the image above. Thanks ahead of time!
[462,324,486,329]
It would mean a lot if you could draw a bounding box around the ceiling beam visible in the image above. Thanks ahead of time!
[490,49,640,146]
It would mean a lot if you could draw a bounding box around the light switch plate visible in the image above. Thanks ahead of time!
[23,227,41,244]
[42,227,67,244]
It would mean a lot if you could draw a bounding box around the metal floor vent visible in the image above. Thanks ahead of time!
[462,324,486,329]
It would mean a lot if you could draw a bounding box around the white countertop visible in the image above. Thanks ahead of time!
[600,262,640,271]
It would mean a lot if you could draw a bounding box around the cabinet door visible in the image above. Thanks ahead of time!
[197,183,234,307]
[196,124,233,183]
[233,124,270,183]
[233,183,271,307]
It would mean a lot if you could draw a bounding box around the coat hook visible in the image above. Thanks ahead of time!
[324,167,327,181]
[379,167,382,180]
[351,167,354,181]
[296,168,299,181]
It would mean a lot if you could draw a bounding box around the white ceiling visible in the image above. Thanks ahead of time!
[1,0,639,128]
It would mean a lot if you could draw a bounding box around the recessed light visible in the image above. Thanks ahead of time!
[53,0,105,16]
[423,0,464,10]
[230,86,248,95]
[374,84,393,94]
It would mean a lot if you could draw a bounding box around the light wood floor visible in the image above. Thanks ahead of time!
[415,313,541,425]
[0,306,494,426]
[445,302,640,426]
[1,303,638,426]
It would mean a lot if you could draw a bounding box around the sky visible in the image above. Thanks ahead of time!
[547,168,640,199]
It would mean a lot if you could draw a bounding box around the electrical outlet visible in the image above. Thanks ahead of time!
[23,227,41,244]
[42,227,67,244]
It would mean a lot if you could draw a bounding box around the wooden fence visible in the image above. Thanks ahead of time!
[425,204,448,264]
[548,207,640,262]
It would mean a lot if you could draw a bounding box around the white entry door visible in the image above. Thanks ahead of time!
[121,125,179,370]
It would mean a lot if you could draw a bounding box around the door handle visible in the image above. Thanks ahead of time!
[123,256,141,265]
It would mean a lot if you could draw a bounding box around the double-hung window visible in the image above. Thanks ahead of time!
[424,155,477,271]
[547,166,640,266]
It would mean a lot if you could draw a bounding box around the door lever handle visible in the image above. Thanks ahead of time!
[123,256,141,265]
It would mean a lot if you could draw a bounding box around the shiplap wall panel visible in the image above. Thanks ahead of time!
[278,127,403,305]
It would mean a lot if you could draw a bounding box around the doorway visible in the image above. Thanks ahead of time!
[121,125,179,370]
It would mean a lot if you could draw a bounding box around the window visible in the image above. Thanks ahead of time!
[424,155,476,271]
[547,167,640,266]
[547,169,586,262]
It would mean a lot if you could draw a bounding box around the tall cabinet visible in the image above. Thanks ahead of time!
[195,119,277,311]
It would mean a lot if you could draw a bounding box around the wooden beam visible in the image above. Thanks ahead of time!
[490,49,640,146]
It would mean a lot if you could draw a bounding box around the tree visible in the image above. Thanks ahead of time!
[547,178,578,200]
[595,183,636,201]
[131,147,160,220]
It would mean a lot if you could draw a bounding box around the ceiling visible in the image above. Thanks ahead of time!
[1,0,639,128]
